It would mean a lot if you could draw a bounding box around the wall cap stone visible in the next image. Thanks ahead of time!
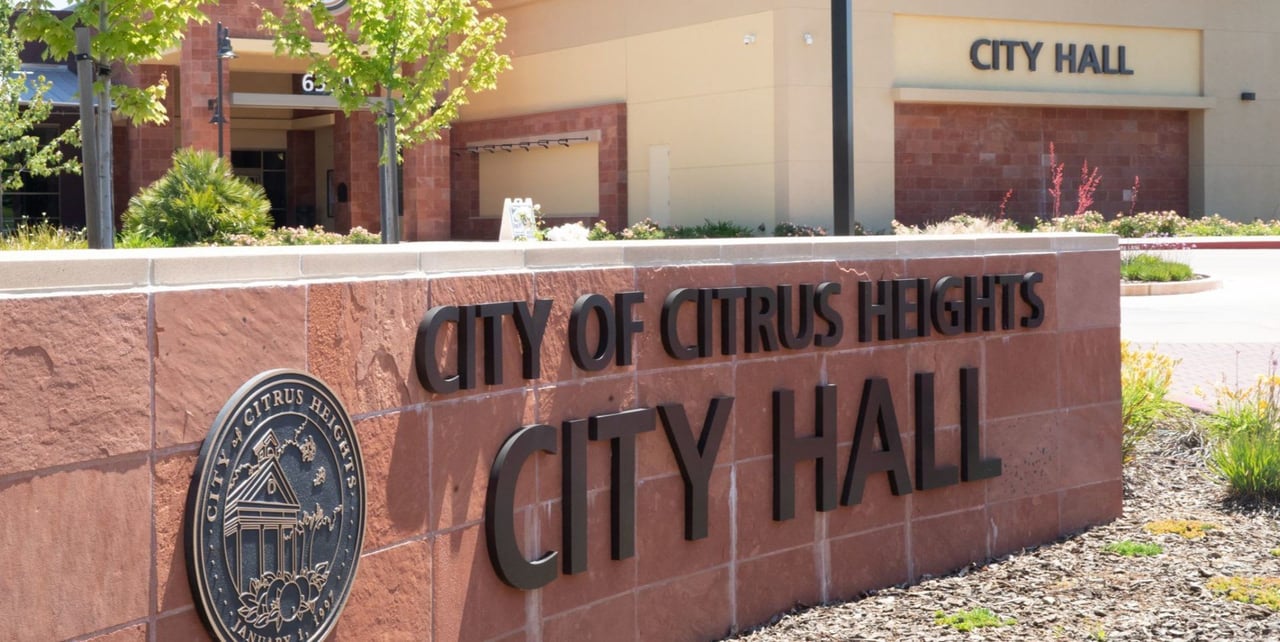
[0,234,1116,296]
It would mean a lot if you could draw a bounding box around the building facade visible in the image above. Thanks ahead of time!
[17,1,1280,236]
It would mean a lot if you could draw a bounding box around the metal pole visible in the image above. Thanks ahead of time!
[379,97,400,244]
[96,2,113,246]
[74,28,106,248]
[831,0,854,235]
[216,22,226,158]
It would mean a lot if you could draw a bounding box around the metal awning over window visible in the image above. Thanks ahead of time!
[12,64,96,107]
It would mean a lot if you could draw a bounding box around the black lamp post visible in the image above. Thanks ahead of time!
[209,22,236,158]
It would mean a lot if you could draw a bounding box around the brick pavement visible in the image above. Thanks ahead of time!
[1131,341,1279,411]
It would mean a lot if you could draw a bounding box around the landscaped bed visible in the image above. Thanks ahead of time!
[730,349,1280,641]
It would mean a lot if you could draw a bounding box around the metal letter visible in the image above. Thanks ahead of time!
[414,306,461,393]
[777,284,816,349]
[513,299,553,380]
[969,38,992,70]
[614,291,645,366]
[915,373,959,491]
[569,294,615,371]
[661,288,700,360]
[961,367,1002,481]
[477,302,515,385]
[589,408,656,560]
[772,386,839,521]
[658,397,734,540]
[842,377,913,505]
[562,419,589,574]
[744,287,781,353]
[486,425,559,590]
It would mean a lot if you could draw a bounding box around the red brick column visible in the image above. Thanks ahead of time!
[114,65,176,221]
[401,134,451,241]
[286,130,317,227]
[177,24,227,154]
[332,111,380,233]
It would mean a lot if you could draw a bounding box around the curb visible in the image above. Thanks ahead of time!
[1121,237,1280,250]
[1121,276,1223,297]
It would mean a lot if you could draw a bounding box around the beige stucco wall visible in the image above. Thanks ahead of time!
[478,142,600,218]
[466,0,1280,230]
[467,1,830,230]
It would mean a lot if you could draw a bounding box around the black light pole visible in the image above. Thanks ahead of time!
[832,0,854,235]
[210,22,236,158]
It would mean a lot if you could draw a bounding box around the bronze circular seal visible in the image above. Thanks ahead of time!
[186,370,366,642]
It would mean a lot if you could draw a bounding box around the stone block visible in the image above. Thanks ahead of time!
[154,286,306,448]
[0,294,149,475]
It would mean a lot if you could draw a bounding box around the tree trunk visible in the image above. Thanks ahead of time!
[74,27,105,247]
[95,4,113,246]
[378,98,400,244]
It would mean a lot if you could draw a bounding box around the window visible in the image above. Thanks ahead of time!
[2,126,63,231]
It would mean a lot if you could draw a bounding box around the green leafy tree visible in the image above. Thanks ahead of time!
[262,0,510,242]
[1,0,80,228]
[17,0,211,226]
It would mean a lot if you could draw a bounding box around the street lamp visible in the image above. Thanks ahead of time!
[209,22,236,158]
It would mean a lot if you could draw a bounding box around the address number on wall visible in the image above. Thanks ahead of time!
[300,73,331,95]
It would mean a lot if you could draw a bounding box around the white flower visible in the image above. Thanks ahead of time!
[546,222,590,242]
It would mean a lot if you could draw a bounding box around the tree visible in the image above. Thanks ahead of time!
[262,0,510,242]
[1,0,79,229]
[17,0,209,232]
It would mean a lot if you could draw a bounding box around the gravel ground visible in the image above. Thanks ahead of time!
[730,428,1280,641]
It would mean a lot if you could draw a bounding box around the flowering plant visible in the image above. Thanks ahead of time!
[545,222,590,242]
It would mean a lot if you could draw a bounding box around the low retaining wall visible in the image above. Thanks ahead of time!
[0,234,1121,641]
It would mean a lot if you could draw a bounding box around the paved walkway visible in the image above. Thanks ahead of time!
[1121,249,1280,410]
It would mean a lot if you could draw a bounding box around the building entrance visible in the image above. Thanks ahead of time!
[231,150,288,225]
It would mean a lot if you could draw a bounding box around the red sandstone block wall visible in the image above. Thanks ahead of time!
[0,248,1119,641]
[895,104,1189,226]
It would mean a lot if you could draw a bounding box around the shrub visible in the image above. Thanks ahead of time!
[1203,368,1280,501]
[1104,540,1163,557]
[587,220,616,241]
[0,220,87,250]
[892,214,1020,235]
[1211,430,1280,501]
[1204,372,1280,439]
[545,222,590,242]
[774,221,827,237]
[621,218,668,240]
[933,608,1015,632]
[1120,253,1194,282]
[1182,214,1280,237]
[1121,342,1182,463]
[1110,210,1187,238]
[666,218,756,239]
[221,226,380,246]
[121,148,273,247]
[1035,211,1109,234]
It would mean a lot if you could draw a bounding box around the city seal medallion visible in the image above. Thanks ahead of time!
[186,370,366,642]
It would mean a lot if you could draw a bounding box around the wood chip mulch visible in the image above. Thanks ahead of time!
[729,429,1280,641]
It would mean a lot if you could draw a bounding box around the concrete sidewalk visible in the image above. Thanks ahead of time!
[1121,249,1280,410]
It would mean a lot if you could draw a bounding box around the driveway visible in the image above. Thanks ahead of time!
[1121,249,1280,409]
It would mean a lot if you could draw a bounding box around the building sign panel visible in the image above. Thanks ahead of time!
[414,271,1047,590]
[186,370,366,642]
[894,15,1201,95]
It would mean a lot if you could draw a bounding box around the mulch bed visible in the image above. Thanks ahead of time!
[729,428,1280,641]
